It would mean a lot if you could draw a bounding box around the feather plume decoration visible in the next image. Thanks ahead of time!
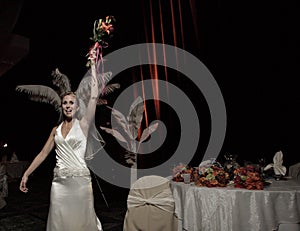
[97,98,108,105]
[15,66,120,123]
[15,85,61,112]
[101,71,114,86]
[101,83,120,96]
[51,68,72,96]
[97,83,120,105]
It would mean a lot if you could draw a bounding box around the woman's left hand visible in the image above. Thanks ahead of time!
[20,175,29,193]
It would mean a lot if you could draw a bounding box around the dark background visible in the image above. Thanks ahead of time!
[0,0,296,176]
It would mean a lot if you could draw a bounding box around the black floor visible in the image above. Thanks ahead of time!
[0,173,129,231]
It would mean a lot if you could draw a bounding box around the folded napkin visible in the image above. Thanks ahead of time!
[264,150,286,175]
[198,158,218,175]
[199,158,216,168]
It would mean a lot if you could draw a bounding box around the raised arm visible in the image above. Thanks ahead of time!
[81,45,100,134]
[79,16,115,135]
[19,126,56,193]
[88,64,99,122]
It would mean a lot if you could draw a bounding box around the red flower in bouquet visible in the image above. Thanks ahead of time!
[92,15,115,45]
[233,165,264,190]
[98,16,114,35]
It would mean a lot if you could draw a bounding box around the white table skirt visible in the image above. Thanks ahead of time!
[170,179,300,231]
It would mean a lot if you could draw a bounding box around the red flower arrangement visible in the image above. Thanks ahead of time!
[233,165,264,190]
[195,165,230,187]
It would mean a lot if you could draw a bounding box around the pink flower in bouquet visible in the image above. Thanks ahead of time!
[172,163,193,182]
[172,163,187,178]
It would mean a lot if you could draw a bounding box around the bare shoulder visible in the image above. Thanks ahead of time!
[52,126,58,131]
[51,126,58,136]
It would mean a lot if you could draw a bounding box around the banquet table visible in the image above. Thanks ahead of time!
[170,179,300,231]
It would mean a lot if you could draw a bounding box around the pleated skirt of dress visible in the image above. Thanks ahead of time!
[46,176,102,231]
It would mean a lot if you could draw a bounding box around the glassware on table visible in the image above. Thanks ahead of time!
[224,154,239,168]
[182,173,191,184]
[224,154,240,180]
[258,156,266,178]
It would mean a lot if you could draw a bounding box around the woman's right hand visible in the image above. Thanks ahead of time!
[19,175,29,193]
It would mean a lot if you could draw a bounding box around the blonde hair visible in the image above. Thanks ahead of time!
[60,91,76,99]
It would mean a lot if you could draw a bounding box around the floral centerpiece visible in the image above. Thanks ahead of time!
[172,161,265,190]
[195,165,230,187]
[233,165,264,190]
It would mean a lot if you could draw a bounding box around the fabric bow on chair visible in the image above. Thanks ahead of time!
[264,150,287,175]
[123,175,178,231]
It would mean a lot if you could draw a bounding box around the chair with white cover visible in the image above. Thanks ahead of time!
[289,162,300,182]
[123,175,178,231]
[0,164,8,209]
[278,223,300,231]
[277,163,300,230]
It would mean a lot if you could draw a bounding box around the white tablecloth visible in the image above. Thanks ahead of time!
[170,179,300,231]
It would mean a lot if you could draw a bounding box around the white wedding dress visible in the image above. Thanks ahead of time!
[46,119,102,231]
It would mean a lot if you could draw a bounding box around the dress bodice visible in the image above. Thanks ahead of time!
[54,119,88,171]
[48,119,102,231]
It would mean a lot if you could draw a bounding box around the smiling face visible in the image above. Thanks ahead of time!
[61,92,77,120]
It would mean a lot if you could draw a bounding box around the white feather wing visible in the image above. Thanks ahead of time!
[15,85,61,112]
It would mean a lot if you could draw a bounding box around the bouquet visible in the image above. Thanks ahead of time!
[195,165,230,187]
[86,15,116,67]
[233,165,264,190]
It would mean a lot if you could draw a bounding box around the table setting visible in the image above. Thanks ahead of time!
[170,151,300,231]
